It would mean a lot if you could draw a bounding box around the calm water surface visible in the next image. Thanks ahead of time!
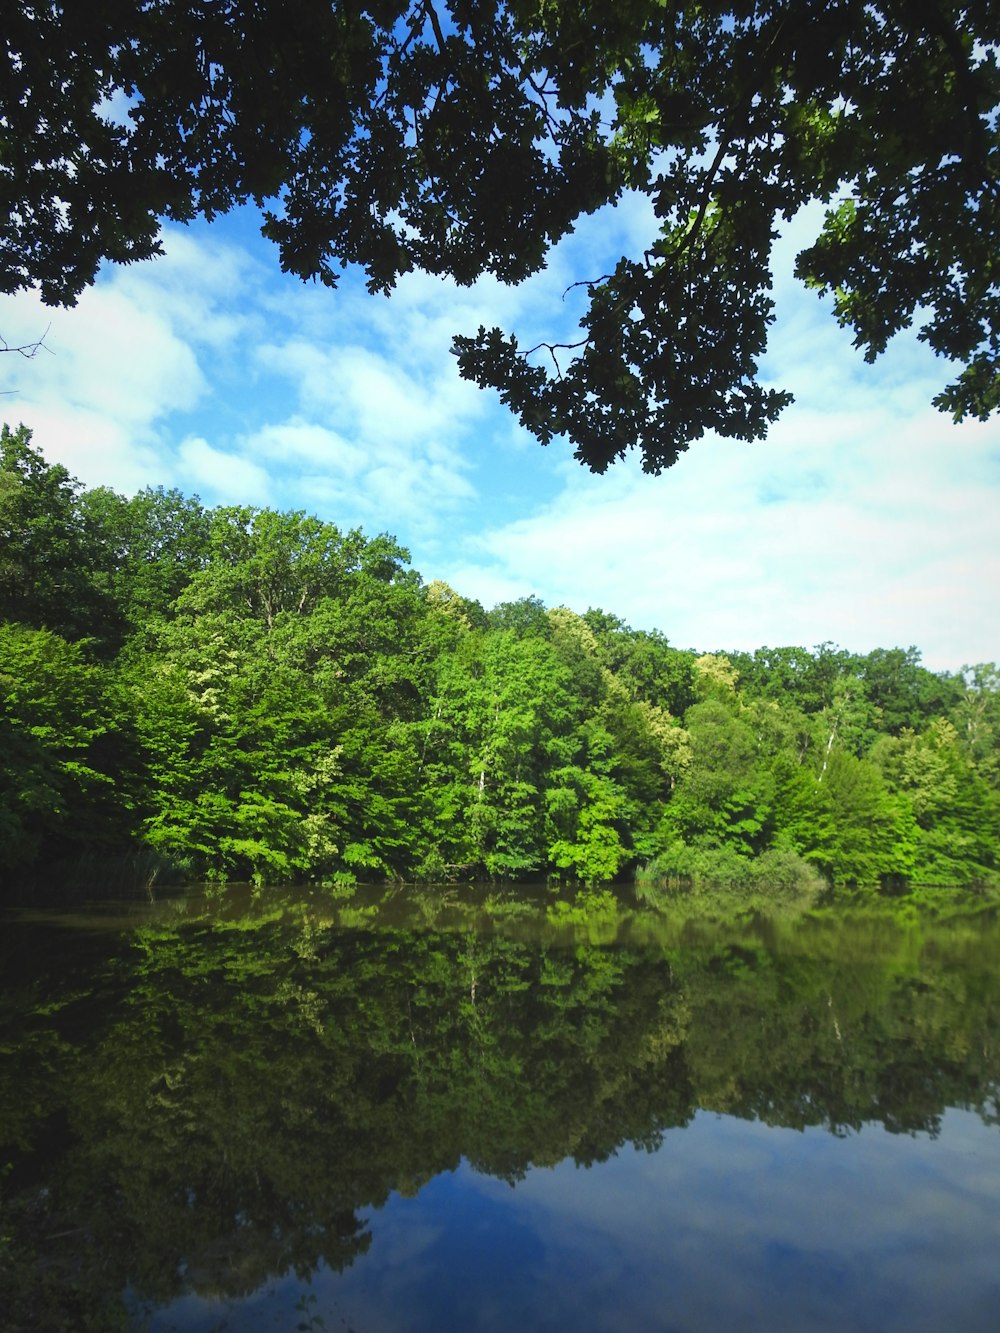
[2,882,998,1331]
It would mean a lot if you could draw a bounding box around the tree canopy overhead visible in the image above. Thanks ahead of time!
[3,2,998,471]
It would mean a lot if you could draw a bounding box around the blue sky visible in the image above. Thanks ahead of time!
[1,194,997,672]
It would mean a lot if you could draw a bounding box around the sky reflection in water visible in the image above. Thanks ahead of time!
[154,1109,1000,1333]
[152,1110,1000,1333]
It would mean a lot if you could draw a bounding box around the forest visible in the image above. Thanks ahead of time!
[2,421,998,900]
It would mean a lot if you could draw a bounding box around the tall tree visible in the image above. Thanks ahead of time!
[774,748,917,888]
[583,611,696,717]
[855,646,964,736]
[420,627,579,878]
[656,696,776,860]
[729,643,851,715]
[3,3,998,470]
[0,423,119,648]
[953,663,1000,788]
[123,507,427,883]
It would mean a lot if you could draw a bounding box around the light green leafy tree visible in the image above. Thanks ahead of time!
[418,628,579,879]
[656,697,776,861]
[123,509,427,883]
[872,719,999,887]
[774,749,917,889]
[953,663,1000,789]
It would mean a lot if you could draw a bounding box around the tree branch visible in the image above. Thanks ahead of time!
[563,275,613,299]
[1,325,51,358]
[523,337,590,378]
[423,0,447,56]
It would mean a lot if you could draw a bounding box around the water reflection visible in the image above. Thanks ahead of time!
[2,884,999,1330]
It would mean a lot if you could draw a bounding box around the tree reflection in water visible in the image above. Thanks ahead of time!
[1,883,998,1329]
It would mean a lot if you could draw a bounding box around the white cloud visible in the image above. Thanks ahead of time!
[177,435,272,505]
[0,402,165,498]
[0,223,260,494]
[1,283,204,427]
[258,339,479,445]
[247,419,368,475]
[444,386,999,671]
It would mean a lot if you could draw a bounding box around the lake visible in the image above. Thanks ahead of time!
[2,882,998,1331]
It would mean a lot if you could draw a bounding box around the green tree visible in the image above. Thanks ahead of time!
[872,719,999,887]
[729,643,851,715]
[0,423,119,648]
[774,748,917,888]
[487,595,553,639]
[953,662,1000,788]
[123,508,428,883]
[4,4,998,470]
[856,646,964,735]
[77,483,212,629]
[583,610,696,716]
[811,675,880,763]
[419,627,579,878]
[655,696,775,863]
[0,623,118,879]
[546,764,631,885]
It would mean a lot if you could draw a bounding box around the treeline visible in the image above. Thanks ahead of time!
[2,422,998,896]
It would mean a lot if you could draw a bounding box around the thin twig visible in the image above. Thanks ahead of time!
[0,324,52,358]
[563,275,613,299]
[525,70,562,136]
[523,336,590,357]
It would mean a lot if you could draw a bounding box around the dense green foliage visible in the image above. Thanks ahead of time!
[3,4,999,470]
[2,887,999,1326]
[1,422,998,897]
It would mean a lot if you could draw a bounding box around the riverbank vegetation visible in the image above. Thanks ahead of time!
[2,422,998,900]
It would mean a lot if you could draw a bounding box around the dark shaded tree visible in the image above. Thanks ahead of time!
[0,424,121,650]
[3,3,998,471]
